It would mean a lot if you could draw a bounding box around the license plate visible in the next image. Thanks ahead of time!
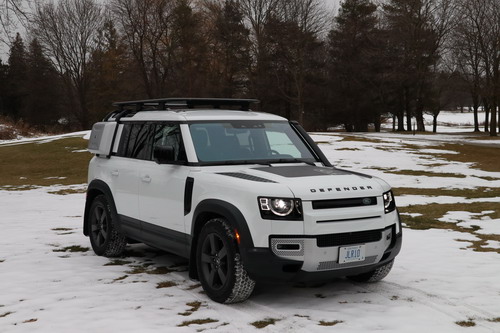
[339,245,366,264]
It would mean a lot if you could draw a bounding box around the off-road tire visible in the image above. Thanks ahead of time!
[347,260,394,283]
[88,195,126,257]
[196,218,255,303]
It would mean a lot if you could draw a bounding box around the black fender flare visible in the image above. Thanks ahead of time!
[188,199,254,279]
[83,179,120,236]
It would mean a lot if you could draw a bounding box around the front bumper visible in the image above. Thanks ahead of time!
[240,227,402,283]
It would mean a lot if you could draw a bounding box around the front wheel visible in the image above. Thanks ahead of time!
[196,218,255,303]
[347,260,394,283]
[88,195,126,257]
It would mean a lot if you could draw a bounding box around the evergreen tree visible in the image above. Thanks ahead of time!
[328,0,382,131]
[24,38,63,127]
[5,33,27,120]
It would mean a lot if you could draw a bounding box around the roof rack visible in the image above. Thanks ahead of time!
[113,97,259,111]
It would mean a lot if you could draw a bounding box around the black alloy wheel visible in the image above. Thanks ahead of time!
[200,232,229,290]
[88,195,126,257]
[90,202,109,248]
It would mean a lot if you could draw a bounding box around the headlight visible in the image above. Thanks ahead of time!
[383,190,396,213]
[258,197,302,220]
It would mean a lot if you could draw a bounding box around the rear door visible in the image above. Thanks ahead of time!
[138,123,191,256]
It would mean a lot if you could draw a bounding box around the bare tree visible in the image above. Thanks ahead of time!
[30,0,104,129]
[0,0,30,47]
[112,0,175,98]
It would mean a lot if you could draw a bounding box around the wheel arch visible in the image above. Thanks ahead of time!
[188,199,254,280]
[83,179,119,236]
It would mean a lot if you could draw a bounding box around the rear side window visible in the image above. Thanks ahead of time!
[117,123,153,159]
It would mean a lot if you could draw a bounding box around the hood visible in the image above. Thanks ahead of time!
[245,165,387,200]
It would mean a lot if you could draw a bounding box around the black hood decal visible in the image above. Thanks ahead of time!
[253,166,357,178]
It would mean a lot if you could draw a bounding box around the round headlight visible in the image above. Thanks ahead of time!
[270,199,294,216]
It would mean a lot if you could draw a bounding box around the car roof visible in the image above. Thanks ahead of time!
[118,109,288,122]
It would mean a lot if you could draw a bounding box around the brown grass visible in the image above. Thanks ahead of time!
[156,281,177,288]
[250,318,280,329]
[178,301,202,316]
[393,187,500,199]
[0,136,91,188]
[435,143,500,172]
[52,245,89,253]
[319,320,343,326]
[386,169,466,178]
[177,318,218,327]
[455,320,476,327]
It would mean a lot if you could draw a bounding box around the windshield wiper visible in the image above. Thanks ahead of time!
[272,158,316,166]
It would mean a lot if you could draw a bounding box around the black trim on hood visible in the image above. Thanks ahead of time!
[253,165,350,178]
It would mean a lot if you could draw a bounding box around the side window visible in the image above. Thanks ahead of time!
[117,123,131,157]
[117,123,153,159]
[153,124,186,162]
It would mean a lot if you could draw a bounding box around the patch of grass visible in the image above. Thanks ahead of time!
[0,136,91,188]
[0,260,4,263]
[0,312,13,318]
[53,245,89,253]
[178,301,202,316]
[185,283,201,290]
[112,275,128,282]
[48,188,87,195]
[401,203,500,253]
[386,169,466,178]
[436,143,500,173]
[156,281,177,289]
[487,317,500,322]
[294,314,310,319]
[104,259,132,266]
[341,136,384,144]
[393,187,500,199]
[23,318,37,323]
[51,228,73,231]
[177,318,218,327]
[456,320,476,327]
[336,147,361,151]
[315,293,326,299]
[250,318,280,329]
[126,265,173,275]
[319,320,343,326]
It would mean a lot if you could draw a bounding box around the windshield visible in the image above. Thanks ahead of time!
[189,121,317,164]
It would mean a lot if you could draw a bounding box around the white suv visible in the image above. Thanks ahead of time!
[84,98,402,303]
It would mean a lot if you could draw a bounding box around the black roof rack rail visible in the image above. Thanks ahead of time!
[112,98,260,113]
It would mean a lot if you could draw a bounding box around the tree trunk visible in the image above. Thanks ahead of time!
[490,102,497,137]
[432,114,437,133]
[473,105,480,132]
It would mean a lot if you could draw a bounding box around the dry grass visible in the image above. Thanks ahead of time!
[53,245,89,253]
[386,169,466,178]
[0,136,91,189]
[250,318,280,329]
[177,318,218,327]
[178,301,202,316]
[435,143,500,172]
[393,187,500,199]
[156,281,177,288]
[455,320,476,327]
[318,320,343,326]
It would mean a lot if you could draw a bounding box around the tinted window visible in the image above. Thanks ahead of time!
[153,124,186,162]
[117,123,153,159]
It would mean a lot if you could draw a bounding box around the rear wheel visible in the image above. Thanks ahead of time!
[196,218,255,303]
[347,260,394,282]
[88,195,126,257]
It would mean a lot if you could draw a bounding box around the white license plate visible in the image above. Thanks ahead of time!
[339,245,366,264]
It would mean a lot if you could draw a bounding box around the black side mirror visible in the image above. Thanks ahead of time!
[154,145,175,164]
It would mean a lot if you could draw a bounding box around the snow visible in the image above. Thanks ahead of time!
[1,128,500,332]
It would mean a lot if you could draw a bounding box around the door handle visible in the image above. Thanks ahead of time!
[111,170,119,176]
[141,175,151,183]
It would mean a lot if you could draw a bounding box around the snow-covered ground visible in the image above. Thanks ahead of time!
[1,130,500,332]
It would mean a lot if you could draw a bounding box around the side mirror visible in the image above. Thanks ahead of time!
[154,145,175,164]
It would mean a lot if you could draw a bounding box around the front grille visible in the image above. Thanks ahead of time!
[312,197,377,210]
[316,229,382,247]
